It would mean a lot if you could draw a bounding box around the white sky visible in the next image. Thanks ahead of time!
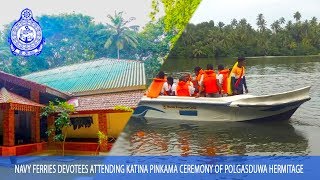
[190,0,320,29]
[0,0,163,30]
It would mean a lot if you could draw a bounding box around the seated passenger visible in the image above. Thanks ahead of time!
[146,71,166,98]
[161,76,174,95]
[200,64,221,97]
[193,66,205,96]
[185,73,195,96]
[173,76,193,96]
[217,64,230,97]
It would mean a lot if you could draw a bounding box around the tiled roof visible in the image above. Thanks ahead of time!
[0,88,43,107]
[22,58,146,95]
[68,90,144,111]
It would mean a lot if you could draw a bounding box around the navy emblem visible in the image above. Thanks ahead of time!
[8,8,45,56]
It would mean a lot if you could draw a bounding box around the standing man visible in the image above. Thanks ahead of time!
[231,57,248,95]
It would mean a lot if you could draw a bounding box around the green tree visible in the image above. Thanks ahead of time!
[41,100,75,156]
[218,22,225,31]
[257,13,267,32]
[103,11,139,59]
[271,20,281,33]
[170,12,320,58]
[294,11,302,22]
[150,0,202,48]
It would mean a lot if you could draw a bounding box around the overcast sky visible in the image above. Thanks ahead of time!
[0,0,163,30]
[190,0,320,29]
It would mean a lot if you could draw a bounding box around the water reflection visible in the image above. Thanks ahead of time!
[111,118,308,156]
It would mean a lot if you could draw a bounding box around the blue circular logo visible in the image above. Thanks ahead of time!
[8,8,45,56]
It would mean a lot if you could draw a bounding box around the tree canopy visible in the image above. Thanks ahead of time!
[169,12,320,58]
[150,0,202,48]
[0,13,174,79]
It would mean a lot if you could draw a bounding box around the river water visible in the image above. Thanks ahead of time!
[110,56,320,156]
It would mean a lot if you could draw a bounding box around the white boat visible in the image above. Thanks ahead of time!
[133,86,311,122]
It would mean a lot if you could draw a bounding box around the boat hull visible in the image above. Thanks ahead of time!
[133,87,311,122]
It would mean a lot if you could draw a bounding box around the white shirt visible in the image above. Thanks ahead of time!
[160,82,171,95]
[217,73,223,85]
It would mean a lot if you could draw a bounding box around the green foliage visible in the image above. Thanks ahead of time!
[41,100,75,141]
[137,18,175,79]
[41,100,75,155]
[170,12,320,58]
[150,0,202,48]
[102,11,139,59]
[0,13,174,81]
[113,105,133,112]
[97,131,108,145]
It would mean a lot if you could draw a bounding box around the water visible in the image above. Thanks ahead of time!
[110,56,320,156]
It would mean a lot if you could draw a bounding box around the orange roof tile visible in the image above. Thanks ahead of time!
[0,88,44,107]
[68,90,144,111]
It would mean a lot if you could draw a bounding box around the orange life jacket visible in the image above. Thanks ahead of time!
[146,78,166,98]
[219,69,230,93]
[176,81,190,96]
[196,69,205,82]
[203,70,218,93]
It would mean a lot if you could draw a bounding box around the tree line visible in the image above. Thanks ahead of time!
[0,13,174,78]
[169,11,320,58]
[0,0,202,79]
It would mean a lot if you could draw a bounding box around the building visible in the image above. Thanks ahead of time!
[0,58,145,156]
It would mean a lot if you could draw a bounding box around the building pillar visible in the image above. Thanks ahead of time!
[3,107,15,147]
[98,113,108,152]
[47,115,55,143]
[31,109,40,143]
[2,105,16,156]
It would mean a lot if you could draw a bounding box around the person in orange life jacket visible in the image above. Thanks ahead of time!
[231,57,248,95]
[161,76,174,95]
[184,73,195,96]
[146,71,167,98]
[217,64,230,96]
[198,64,221,97]
[193,66,205,96]
[174,76,192,96]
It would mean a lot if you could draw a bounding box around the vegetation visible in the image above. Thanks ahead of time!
[150,0,202,48]
[101,11,139,59]
[0,13,174,79]
[169,12,320,58]
[41,100,75,156]
[96,131,108,155]
[113,105,134,112]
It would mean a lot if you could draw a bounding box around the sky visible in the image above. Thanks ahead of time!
[190,0,320,29]
[0,0,163,30]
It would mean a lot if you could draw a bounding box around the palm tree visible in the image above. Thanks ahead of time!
[256,13,267,32]
[103,11,139,59]
[279,17,286,24]
[230,19,238,28]
[271,20,281,33]
[310,17,317,26]
[218,22,225,31]
[293,11,301,22]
